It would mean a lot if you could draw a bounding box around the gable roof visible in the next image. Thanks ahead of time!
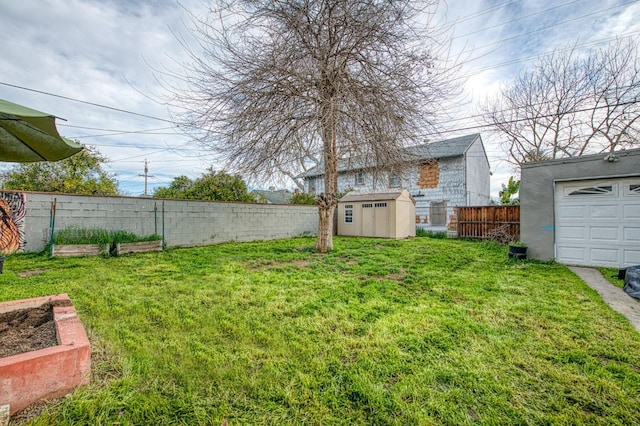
[339,189,413,203]
[299,133,481,178]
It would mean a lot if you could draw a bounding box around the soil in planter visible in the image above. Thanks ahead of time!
[0,299,71,358]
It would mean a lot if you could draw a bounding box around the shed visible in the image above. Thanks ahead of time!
[338,190,416,239]
[520,148,640,267]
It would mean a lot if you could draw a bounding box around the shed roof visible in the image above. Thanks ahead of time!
[299,133,480,178]
[339,189,414,203]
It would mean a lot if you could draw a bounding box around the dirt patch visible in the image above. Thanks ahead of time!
[250,259,311,271]
[0,299,71,358]
[17,268,50,278]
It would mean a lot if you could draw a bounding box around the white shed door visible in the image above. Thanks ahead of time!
[555,177,640,267]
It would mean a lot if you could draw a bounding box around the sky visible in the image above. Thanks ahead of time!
[0,0,638,198]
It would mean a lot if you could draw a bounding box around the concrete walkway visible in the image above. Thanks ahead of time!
[569,266,640,333]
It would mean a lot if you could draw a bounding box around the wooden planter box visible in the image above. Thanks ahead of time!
[51,244,109,257]
[0,294,91,416]
[116,240,163,255]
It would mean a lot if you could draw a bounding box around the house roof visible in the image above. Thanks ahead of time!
[252,189,293,204]
[339,189,414,203]
[299,133,481,178]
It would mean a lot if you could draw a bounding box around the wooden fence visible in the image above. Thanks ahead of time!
[456,205,520,242]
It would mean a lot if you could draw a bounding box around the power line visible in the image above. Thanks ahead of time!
[0,81,177,124]
[469,1,637,51]
[452,0,582,40]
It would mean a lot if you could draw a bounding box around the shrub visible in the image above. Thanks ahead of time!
[290,192,317,205]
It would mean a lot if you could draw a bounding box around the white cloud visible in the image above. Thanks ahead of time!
[0,0,637,196]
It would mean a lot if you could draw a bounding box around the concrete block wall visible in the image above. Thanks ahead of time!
[17,192,318,253]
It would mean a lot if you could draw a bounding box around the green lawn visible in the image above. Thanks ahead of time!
[2,237,639,425]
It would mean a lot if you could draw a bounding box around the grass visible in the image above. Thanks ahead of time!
[598,267,626,289]
[2,237,640,425]
[415,228,449,238]
[52,226,161,245]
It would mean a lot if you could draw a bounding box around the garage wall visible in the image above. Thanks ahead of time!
[520,148,640,264]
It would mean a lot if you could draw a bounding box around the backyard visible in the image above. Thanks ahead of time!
[1,237,639,425]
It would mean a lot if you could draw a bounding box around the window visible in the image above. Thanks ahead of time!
[344,204,353,223]
[389,172,400,188]
[430,201,446,226]
[308,178,316,194]
[375,202,387,208]
[568,185,613,196]
[630,184,640,194]
[355,172,365,186]
[362,203,373,208]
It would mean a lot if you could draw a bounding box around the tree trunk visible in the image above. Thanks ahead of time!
[316,98,338,253]
[316,193,335,252]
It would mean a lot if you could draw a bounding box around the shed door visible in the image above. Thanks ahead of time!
[362,203,375,236]
[374,202,388,238]
[555,177,640,267]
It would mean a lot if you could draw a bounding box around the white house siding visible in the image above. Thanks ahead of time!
[406,157,467,231]
[306,157,469,232]
[465,139,491,206]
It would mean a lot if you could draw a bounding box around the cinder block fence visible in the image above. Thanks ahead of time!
[2,191,318,253]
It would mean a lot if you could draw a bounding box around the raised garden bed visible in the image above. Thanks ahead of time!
[116,240,163,255]
[0,294,91,417]
[51,243,109,257]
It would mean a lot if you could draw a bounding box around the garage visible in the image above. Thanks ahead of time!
[555,177,640,267]
[520,148,640,267]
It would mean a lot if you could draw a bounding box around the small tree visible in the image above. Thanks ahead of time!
[1,145,119,195]
[153,168,256,202]
[167,0,460,252]
[499,176,520,205]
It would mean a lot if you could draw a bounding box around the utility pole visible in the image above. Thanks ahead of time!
[139,159,154,196]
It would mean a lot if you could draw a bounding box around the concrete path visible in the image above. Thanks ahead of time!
[569,266,640,333]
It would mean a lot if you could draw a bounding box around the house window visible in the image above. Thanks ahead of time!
[362,203,373,208]
[568,185,612,196]
[355,172,365,186]
[430,201,446,226]
[308,178,316,194]
[630,184,640,194]
[389,172,400,188]
[344,204,353,223]
[375,202,387,208]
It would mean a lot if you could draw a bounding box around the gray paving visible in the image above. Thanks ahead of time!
[569,266,640,333]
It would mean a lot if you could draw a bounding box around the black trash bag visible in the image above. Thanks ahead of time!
[623,265,640,299]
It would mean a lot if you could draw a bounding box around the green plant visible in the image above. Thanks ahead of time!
[52,226,161,246]
[289,192,317,205]
[415,227,448,239]
[509,240,527,247]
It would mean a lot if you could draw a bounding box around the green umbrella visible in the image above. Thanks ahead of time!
[0,98,83,162]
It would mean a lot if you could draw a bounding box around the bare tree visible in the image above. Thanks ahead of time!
[481,38,640,166]
[167,0,460,252]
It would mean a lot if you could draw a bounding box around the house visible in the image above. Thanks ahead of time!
[520,148,640,267]
[337,190,416,239]
[252,188,293,204]
[299,133,491,233]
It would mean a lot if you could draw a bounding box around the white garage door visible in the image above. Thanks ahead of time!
[555,177,640,267]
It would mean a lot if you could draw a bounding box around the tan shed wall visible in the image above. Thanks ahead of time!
[338,191,415,239]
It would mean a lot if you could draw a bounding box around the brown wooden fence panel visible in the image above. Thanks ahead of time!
[456,206,520,241]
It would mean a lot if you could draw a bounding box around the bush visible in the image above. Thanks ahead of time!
[290,192,317,205]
